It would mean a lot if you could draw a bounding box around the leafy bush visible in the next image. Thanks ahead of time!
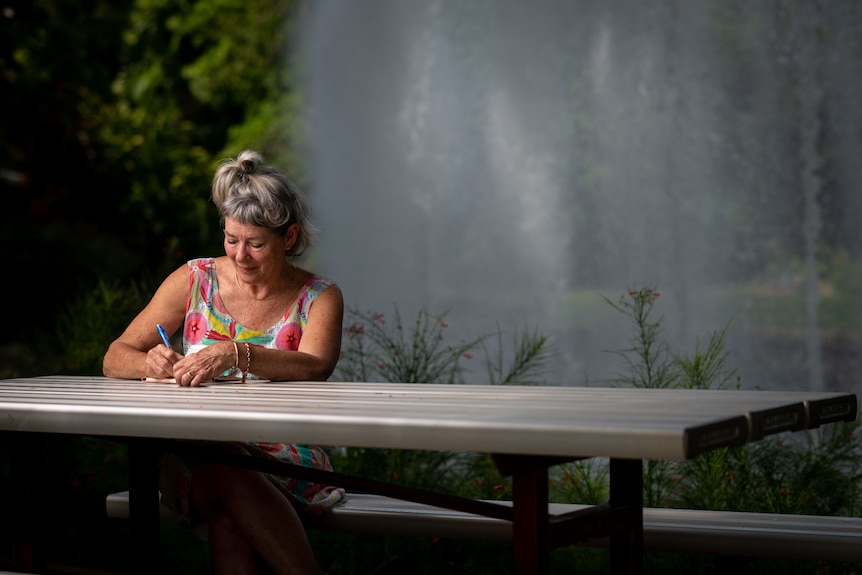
[336,307,551,386]
[331,306,555,493]
[596,287,862,516]
[54,279,154,375]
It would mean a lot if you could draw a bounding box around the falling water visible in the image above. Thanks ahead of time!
[299,1,862,392]
[795,2,826,392]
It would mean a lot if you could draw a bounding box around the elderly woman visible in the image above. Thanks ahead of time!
[103,150,344,575]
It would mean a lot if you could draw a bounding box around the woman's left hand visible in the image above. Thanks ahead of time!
[173,357,212,387]
[173,341,237,387]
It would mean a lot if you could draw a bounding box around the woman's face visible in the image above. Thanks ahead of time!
[223,217,296,280]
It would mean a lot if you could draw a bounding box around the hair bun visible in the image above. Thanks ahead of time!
[238,158,256,178]
[236,149,263,179]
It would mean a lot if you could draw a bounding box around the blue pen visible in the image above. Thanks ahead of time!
[156,324,172,348]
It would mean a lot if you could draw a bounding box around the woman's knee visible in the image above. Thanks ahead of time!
[191,460,271,521]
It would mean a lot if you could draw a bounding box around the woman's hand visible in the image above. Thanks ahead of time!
[145,345,183,379]
[172,341,235,387]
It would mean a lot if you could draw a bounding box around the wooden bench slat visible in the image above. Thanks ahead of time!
[105,491,862,562]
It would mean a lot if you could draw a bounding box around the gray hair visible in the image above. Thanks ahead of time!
[211,150,317,256]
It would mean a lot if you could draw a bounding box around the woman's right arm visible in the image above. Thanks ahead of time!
[102,265,189,380]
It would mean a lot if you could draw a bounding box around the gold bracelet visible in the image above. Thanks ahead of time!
[231,341,239,370]
[242,342,251,384]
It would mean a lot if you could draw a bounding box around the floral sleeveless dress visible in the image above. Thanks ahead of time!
[157,257,346,523]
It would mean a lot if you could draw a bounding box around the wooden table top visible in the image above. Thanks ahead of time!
[0,376,855,460]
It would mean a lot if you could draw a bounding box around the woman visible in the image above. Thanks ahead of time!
[103,150,344,575]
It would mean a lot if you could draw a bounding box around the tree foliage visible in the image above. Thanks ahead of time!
[1,0,302,352]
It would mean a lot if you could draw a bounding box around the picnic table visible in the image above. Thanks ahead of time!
[0,375,856,574]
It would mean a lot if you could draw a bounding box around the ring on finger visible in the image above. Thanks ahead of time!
[187,371,194,378]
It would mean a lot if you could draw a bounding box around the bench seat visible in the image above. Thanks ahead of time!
[106,491,862,563]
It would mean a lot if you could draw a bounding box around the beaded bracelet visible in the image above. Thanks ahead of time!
[241,342,251,384]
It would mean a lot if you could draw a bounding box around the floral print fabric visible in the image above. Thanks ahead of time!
[182,257,330,375]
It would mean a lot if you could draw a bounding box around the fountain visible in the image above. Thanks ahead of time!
[299,1,862,392]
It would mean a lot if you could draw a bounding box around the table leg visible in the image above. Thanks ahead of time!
[511,465,550,575]
[10,432,47,573]
[609,459,643,575]
[127,439,160,575]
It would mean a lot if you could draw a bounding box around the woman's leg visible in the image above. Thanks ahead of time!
[207,513,260,575]
[191,455,323,575]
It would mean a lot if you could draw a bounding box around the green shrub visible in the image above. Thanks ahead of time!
[599,287,862,516]
[54,279,153,375]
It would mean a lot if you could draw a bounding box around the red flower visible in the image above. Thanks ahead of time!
[184,312,207,344]
[346,322,365,339]
[275,322,302,350]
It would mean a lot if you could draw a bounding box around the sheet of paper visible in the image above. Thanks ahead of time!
[142,376,269,385]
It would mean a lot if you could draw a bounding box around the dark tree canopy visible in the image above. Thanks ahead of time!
[1,0,303,349]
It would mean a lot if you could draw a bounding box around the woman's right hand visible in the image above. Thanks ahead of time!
[145,344,183,379]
